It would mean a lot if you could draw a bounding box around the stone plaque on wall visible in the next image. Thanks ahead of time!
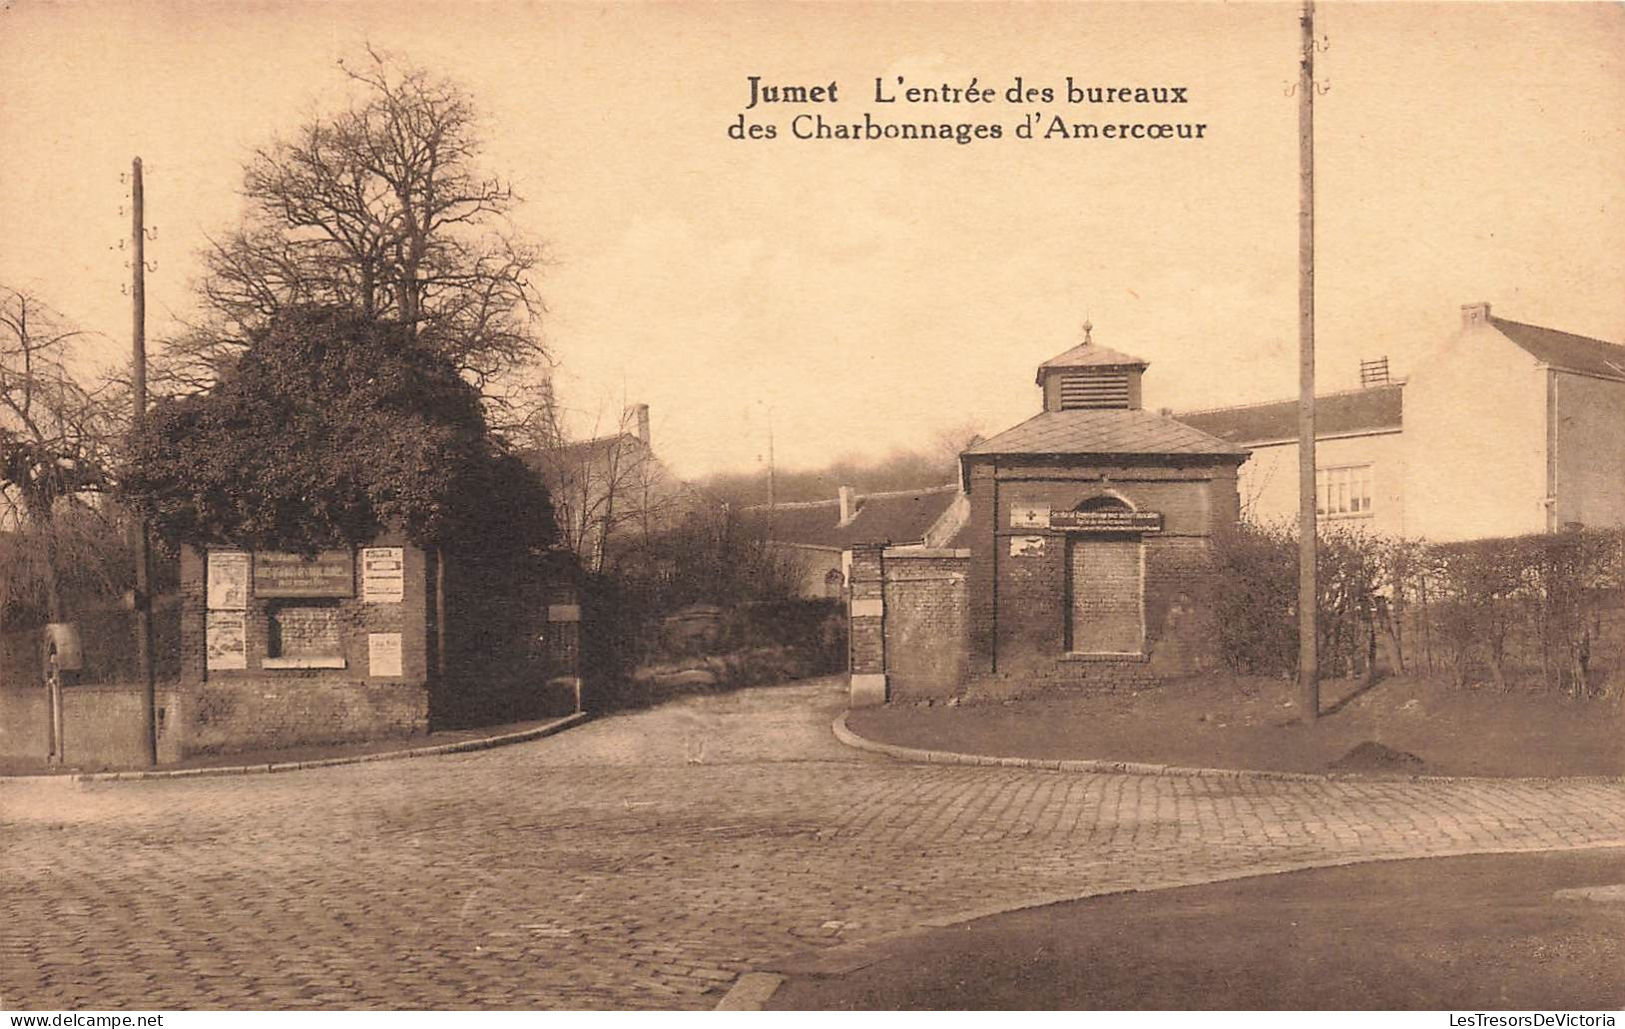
[254,550,355,598]
[1010,505,1050,529]
[1049,510,1163,532]
[1009,535,1047,557]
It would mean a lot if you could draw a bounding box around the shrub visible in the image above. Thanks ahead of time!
[578,507,836,710]
[1211,522,1624,695]
[1407,528,1622,696]
[1210,521,1389,679]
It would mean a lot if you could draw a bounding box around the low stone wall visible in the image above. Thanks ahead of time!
[631,645,826,697]
[0,676,428,768]
[0,682,187,768]
[177,676,430,756]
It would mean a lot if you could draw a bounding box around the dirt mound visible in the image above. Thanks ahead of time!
[1330,740,1426,773]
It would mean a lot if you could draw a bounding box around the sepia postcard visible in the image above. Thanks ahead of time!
[1,0,1622,1018]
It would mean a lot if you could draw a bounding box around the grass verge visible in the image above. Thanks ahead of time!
[849,675,1623,777]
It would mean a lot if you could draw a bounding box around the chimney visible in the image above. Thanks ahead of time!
[626,403,651,446]
[838,485,857,525]
[1461,301,1491,328]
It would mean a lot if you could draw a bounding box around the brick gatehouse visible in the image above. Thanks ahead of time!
[849,325,1248,705]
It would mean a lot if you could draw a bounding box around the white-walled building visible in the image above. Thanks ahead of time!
[1178,303,1625,542]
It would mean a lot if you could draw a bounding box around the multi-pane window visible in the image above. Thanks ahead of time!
[1316,465,1373,518]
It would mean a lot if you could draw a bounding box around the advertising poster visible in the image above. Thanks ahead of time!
[206,550,249,610]
[205,610,247,671]
[361,547,405,603]
[368,632,403,678]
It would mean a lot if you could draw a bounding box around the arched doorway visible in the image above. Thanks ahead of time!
[1064,496,1146,655]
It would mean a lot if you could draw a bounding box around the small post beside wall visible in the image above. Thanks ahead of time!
[545,596,583,713]
[848,543,887,707]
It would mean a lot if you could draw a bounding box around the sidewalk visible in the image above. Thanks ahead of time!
[0,710,588,781]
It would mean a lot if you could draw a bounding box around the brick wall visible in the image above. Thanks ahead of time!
[0,683,188,767]
[1142,535,1223,677]
[967,462,999,675]
[882,550,970,701]
[964,456,1240,690]
[5,538,583,765]
[178,676,428,755]
[172,537,433,757]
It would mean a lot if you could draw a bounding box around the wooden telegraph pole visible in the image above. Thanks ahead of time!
[131,157,159,765]
[1296,2,1320,721]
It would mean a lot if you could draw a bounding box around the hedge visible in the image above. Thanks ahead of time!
[1210,524,1623,696]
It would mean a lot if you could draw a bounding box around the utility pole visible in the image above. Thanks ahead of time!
[1296,1,1320,721]
[767,407,776,512]
[131,157,159,765]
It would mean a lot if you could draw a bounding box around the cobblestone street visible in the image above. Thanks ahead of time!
[4,676,1623,1010]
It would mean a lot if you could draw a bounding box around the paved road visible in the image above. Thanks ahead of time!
[3,677,1622,1009]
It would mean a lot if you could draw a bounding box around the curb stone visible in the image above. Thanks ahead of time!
[714,972,785,1010]
[0,711,590,784]
[831,710,1625,785]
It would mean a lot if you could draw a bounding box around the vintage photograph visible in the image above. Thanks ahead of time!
[1,0,1622,1015]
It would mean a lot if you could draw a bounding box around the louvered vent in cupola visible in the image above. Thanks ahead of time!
[1058,369,1131,410]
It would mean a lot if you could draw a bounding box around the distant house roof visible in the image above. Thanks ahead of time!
[1491,316,1625,381]
[523,433,647,470]
[1177,384,1404,445]
[748,485,960,550]
[966,408,1248,459]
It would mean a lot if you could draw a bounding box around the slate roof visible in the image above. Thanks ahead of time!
[525,433,645,467]
[943,520,976,550]
[1034,342,1148,383]
[1492,316,1625,381]
[1177,384,1404,445]
[748,485,960,549]
[965,409,1248,459]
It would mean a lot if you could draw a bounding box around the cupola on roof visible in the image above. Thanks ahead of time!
[1034,320,1149,385]
[1035,320,1149,412]
[958,318,1246,489]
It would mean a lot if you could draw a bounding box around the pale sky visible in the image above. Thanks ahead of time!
[2,1,1622,480]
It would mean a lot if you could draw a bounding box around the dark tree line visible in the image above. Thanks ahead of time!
[124,306,553,556]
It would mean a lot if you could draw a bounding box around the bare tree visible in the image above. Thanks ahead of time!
[0,287,121,620]
[169,46,546,398]
[523,400,687,573]
[930,419,986,476]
